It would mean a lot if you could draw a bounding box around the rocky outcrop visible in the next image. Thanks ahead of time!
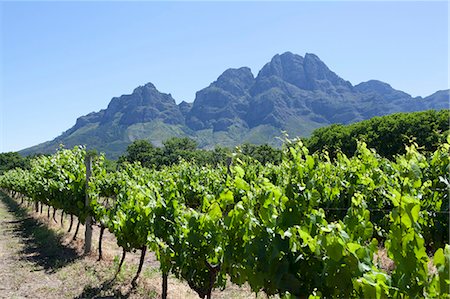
[20,52,449,158]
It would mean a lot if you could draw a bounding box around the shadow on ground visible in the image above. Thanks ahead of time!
[0,192,80,273]
[74,278,132,299]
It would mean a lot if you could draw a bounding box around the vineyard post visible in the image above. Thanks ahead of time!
[84,154,93,254]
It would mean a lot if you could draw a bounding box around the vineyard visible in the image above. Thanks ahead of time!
[1,138,449,298]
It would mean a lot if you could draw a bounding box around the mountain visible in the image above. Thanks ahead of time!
[20,52,449,159]
[23,83,189,158]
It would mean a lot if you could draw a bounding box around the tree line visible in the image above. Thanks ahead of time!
[1,109,448,172]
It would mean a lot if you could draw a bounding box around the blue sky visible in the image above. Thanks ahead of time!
[1,1,448,152]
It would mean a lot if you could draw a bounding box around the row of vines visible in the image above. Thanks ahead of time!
[0,139,449,298]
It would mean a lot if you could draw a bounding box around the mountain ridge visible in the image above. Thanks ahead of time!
[20,52,449,158]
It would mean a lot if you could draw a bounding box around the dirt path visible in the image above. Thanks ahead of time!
[0,193,263,299]
[0,195,69,298]
[0,194,75,298]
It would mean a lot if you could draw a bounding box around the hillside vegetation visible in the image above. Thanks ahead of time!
[306,109,449,158]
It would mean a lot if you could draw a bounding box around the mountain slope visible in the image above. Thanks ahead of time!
[20,52,449,159]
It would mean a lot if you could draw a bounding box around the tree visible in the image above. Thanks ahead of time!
[161,137,198,166]
[306,109,449,158]
[0,152,30,174]
[118,140,162,168]
[163,137,198,154]
[240,143,282,165]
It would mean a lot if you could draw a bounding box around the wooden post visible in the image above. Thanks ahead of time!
[84,154,93,254]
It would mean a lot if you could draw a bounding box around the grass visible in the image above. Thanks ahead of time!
[0,193,79,273]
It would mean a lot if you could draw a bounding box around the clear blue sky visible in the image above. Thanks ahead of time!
[1,1,448,153]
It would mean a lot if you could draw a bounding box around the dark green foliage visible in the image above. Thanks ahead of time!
[306,109,449,158]
[163,137,198,152]
[103,158,118,173]
[209,146,231,166]
[119,138,283,169]
[119,137,229,168]
[118,140,163,168]
[0,152,30,174]
[239,143,282,165]
[160,137,199,166]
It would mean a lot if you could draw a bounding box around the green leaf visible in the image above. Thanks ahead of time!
[219,190,234,206]
[347,242,361,254]
[327,242,344,261]
[208,202,222,219]
[306,156,315,170]
[434,248,445,266]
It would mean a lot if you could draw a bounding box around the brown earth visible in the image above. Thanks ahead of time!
[0,192,267,299]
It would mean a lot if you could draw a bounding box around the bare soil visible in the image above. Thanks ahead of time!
[0,193,264,299]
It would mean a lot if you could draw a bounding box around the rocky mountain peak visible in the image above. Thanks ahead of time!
[257,52,305,87]
[303,53,353,92]
[133,82,157,92]
[213,67,255,96]
[185,67,255,131]
[97,82,183,126]
[178,101,193,118]
[20,51,448,159]
[355,80,405,95]
[255,52,352,93]
[355,80,411,100]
